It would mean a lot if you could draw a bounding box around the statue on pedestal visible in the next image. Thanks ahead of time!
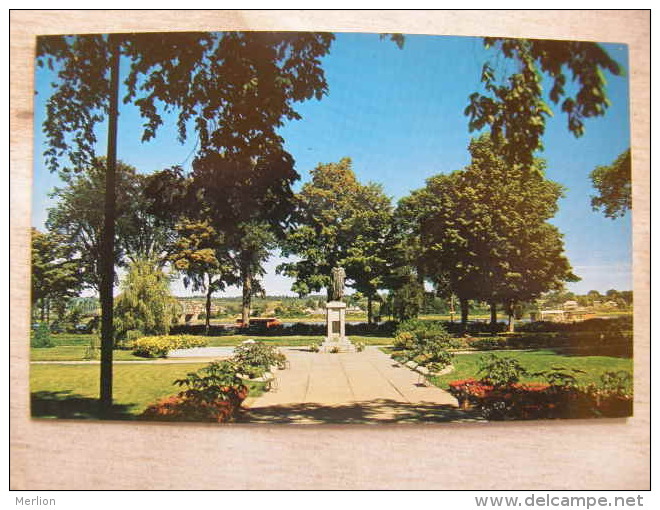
[330,266,346,302]
[322,266,352,352]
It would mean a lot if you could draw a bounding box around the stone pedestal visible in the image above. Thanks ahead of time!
[321,301,354,352]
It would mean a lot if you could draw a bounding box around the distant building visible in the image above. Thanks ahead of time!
[538,310,567,322]
[533,308,596,323]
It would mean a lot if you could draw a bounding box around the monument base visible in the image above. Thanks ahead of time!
[322,300,353,353]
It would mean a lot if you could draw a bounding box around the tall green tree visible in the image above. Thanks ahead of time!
[465,38,623,168]
[408,135,577,329]
[278,157,394,323]
[590,148,632,219]
[168,219,237,334]
[31,228,84,322]
[190,149,299,325]
[113,257,178,341]
[37,31,334,412]
[46,158,172,290]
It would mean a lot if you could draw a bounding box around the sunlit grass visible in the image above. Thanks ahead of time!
[429,349,633,389]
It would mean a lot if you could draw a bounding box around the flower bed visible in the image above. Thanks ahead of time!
[131,334,208,358]
[139,343,289,423]
[140,385,248,422]
[448,377,632,420]
[140,360,249,422]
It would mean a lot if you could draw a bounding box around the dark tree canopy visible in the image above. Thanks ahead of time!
[37,31,334,173]
[404,135,578,324]
[46,158,172,290]
[465,38,623,168]
[37,30,336,411]
[31,228,83,311]
[590,148,632,219]
[278,157,394,305]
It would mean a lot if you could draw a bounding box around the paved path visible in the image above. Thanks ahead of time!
[239,347,483,424]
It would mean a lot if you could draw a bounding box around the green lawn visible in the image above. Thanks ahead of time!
[31,362,206,418]
[429,349,633,389]
[204,334,389,347]
[31,333,392,361]
[30,345,145,362]
[30,362,269,419]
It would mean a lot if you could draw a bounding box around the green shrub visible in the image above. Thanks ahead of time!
[392,331,416,350]
[469,337,508,351]
[233,341,284,378]
[309,342,320,353]
[395,319,453,349]
[599,370,633,396]
[354,341,366,352]
[31,322,54,348]
[83,335,101,360]
[478,354,527,387]
[141,361,248,422]
[116,329,143,350]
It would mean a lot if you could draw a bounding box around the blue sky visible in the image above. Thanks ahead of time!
[32,32,632,297]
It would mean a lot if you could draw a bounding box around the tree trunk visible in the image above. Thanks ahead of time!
[460,297,469,330]
[506,300,515,333]
[99,34,120,417]
[489,300,497,329]
[367,295,373,325]
[241,265,252,327]
[205,274,212,335]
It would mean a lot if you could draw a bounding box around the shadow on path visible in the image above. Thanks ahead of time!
[31,391,137,420]
[238,399,484,424]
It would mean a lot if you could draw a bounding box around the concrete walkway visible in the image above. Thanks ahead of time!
[239,347,483,424]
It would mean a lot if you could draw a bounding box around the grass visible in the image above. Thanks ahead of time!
[30,362,269,419]
[427,349,633,389]
[31,333,392,361]
[31,362,207,418]
[30,345,146,362]
[205,334,388,347]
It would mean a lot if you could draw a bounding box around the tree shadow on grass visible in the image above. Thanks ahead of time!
[237,399,485,425]
[31,391,137,420]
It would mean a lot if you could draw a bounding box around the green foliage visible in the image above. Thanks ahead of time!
[599,370,633,396]
[138,361,251,422]
[31,322,54,348]
[392,331,416,351]
[113,258,179,342]
[590,149,632,219]
[31,228,83,319]
[465,38,623,168]
[168,219,237,332]
[309,342,320,353]
[388,274,425,321]
[395,319,453,348]
[45,159,169,290]
[354,341,366,353]
[173,361,244,403]
[278,157,394,307]
[406,135,577,325]
[83,336,101,360]
[469,337,508,351]
[478,353,527,387]
[233,341,284,378]
[393,320,454,369]
[37,32,334,173]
